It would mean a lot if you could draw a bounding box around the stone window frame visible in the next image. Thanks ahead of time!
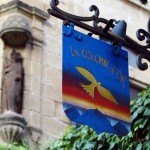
[125,0,150,12]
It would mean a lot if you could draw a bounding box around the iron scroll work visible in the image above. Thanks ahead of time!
[48,0,150,70]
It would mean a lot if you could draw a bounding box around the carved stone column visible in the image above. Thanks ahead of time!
[0,13,31,144]
[0,111,27,143]
[1,50,24,114]
[0,0,49,147]
[0,14,31,47]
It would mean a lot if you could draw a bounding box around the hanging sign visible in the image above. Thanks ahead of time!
[62,23,130,136]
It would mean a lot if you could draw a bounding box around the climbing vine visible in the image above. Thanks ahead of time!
[0,86,150,150]
[48,86,150,150]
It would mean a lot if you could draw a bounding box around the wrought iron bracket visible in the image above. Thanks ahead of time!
[48,0,150,70]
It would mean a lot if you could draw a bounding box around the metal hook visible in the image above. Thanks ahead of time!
[63,23,83,41]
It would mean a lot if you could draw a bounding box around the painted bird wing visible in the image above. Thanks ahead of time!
[76,67,97,84]
[97,85,118,104]
[81,83,96,98]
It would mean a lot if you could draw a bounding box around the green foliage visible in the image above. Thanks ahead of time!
[48,86,150,150]
[0,138,29,150]
[1,86,149,150]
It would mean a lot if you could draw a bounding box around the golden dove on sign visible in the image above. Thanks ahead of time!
[76,67,118,104]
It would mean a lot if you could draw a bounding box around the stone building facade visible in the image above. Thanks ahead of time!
[0,0,149,147]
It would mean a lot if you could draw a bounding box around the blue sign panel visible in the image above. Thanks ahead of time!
[62,23,130,136]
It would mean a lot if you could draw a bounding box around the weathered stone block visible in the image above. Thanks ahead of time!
[55,102,70,124]
[23,59,31,75]
[31,76,41,95]
[44,67,62,88]
[41,84,61,102]
[31,46,42,62]
[42,98,55,117]
[24,74,31,91]
[30,111,41,129]
[31,61,41,75]
[22,109,31,124]
[30,94,41,112]
[23,91,31,110]
[42,116,68,135]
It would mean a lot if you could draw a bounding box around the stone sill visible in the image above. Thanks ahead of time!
[125,0,150,12]
[129,66,150,89]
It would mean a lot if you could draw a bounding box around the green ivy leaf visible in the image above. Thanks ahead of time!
[131,106,143,122]
[136,143,142,150]
[144,107,150,116]
[46,86,150,150]
[144,99,150,106]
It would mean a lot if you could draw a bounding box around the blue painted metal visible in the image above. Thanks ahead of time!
[62,24,130,136]
[112,20,127,39]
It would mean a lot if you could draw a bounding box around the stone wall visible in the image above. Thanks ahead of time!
[0,0,149,146]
